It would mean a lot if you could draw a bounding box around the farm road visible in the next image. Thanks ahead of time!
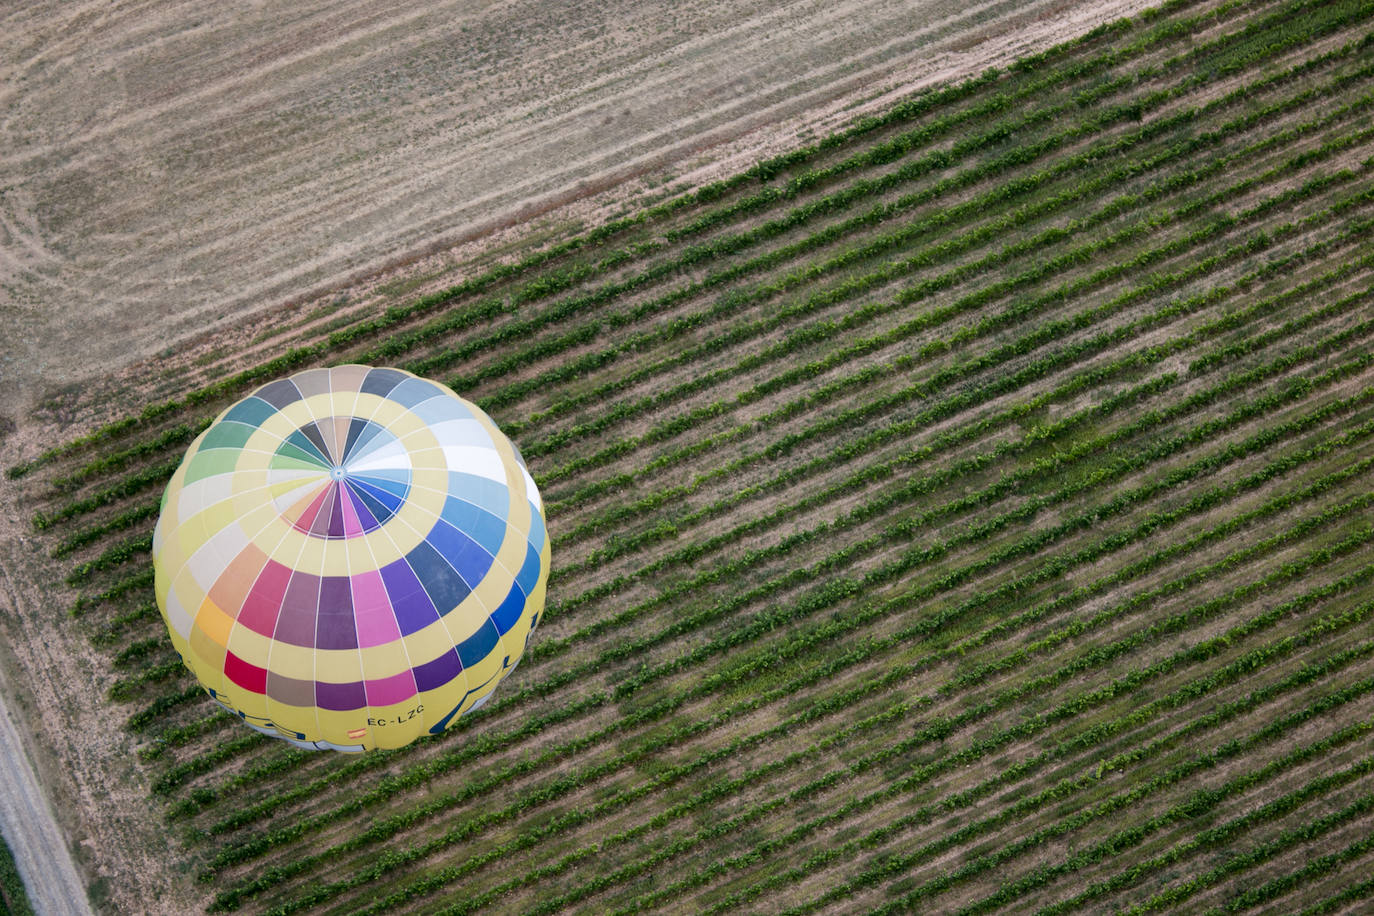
[0,664,92,916]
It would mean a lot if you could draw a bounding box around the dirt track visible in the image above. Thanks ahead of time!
[0,653,93,916]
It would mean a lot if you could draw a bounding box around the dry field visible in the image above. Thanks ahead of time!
[0,0,1150,412]
[5,0,1374,914]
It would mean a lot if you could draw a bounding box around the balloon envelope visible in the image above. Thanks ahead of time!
[152,366,548,751]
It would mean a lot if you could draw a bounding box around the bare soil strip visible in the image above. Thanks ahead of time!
[0,628,92,916]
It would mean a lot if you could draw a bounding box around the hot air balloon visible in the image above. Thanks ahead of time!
[151,366,548,751]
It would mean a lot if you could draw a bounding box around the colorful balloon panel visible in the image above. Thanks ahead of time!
[151,366,548,751]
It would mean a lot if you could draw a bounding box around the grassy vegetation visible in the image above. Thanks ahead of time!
[0,837,35,916]
[14,0,1374,912]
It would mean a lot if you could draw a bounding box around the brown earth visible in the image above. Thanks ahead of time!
[0,0,1160,419]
